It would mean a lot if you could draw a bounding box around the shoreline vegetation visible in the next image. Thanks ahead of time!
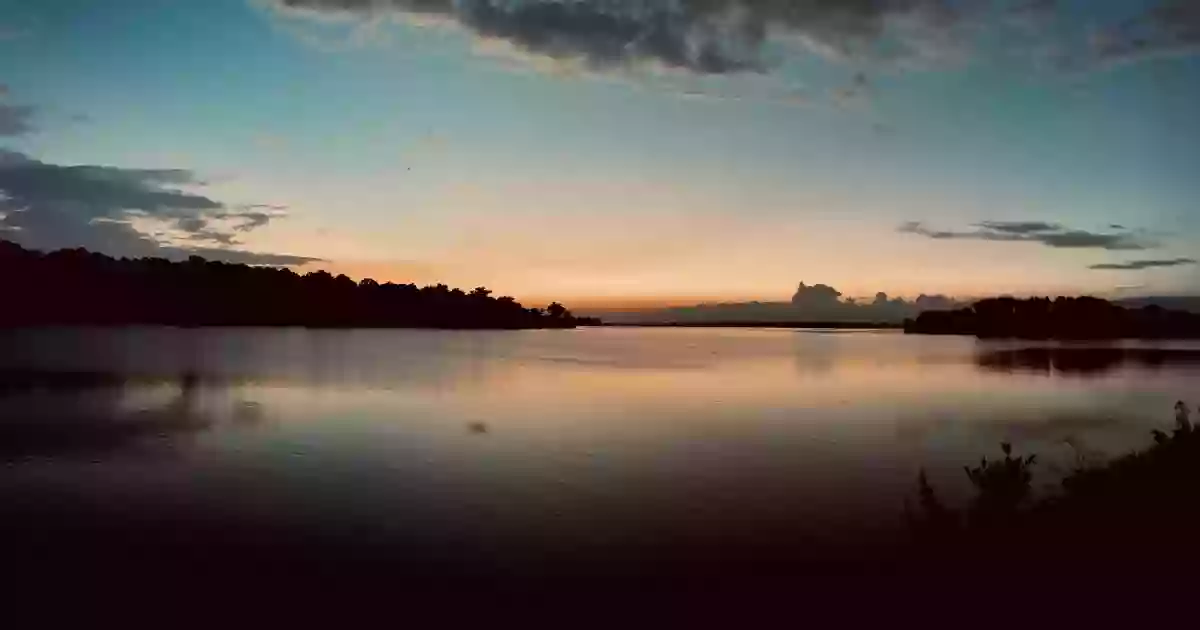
[0,241,601,329]
[909,401,1200,569]
[904,296,1200,339]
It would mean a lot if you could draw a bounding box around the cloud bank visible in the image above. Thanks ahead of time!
[899,220,1150,251]
[266,0,981,74]
[608,281,965,323]
[1085,0,1200,70]
[0,150,321,266]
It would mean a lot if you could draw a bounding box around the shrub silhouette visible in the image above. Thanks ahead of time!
[913,401,1200,561]
[964,442,1037,525]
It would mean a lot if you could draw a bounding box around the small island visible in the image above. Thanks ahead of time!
[0,241,600,329]
[904,296,1200,339]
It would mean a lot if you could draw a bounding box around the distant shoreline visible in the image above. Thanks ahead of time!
[599,321,902,329]
[904,296,1200,340]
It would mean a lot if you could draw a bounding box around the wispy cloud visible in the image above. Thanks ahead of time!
[899,220,1151,251]
[0,87,35,136]
[1089,258,1196,271]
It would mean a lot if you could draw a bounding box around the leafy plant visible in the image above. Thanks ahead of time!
[964,442,1037,523]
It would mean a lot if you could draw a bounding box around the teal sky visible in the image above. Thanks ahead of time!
[1,0,1197,307]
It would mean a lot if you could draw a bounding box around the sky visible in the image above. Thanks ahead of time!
[1,0,1198,309]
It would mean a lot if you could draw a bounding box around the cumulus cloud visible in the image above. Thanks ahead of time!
[791,281,844,307]
[899,220,1150,251]
[607,281,966,324]
[1089,258,1196,271]
[265,0,985,75]
[0,150,321,266]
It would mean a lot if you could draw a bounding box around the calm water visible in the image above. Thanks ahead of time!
[1,327,1197,575]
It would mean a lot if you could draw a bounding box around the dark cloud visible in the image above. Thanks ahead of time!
[268,0,980,74]
[999,0,1200,75]
[269,0,1200,81]
[1089,258,1196,271]
[899,220,1149,251]
[0,150,322,266]
[1086,0,1200,69]
[226,206,286,231]
[976,220,1059,234]
[0,103,35,136]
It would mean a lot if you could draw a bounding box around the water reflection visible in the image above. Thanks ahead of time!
[0,370,256,460]
[0,327,523,390]
[0,326,1197,583]
[975,346,1200,376]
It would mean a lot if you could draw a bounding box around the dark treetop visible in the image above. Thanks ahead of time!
[904,296,1200,339]
[0,240,600,329]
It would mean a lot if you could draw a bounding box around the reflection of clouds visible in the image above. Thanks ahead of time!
[791,332,837,375]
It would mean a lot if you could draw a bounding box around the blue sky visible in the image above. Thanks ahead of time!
[1,0,1197,306]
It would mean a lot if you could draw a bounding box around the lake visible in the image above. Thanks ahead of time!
[1,326,1197,579]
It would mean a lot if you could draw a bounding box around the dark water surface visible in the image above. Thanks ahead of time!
[1,327,1196,581]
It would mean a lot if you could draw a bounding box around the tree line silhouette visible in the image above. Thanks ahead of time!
[0,240,600,329]
[904,296,1200,339]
